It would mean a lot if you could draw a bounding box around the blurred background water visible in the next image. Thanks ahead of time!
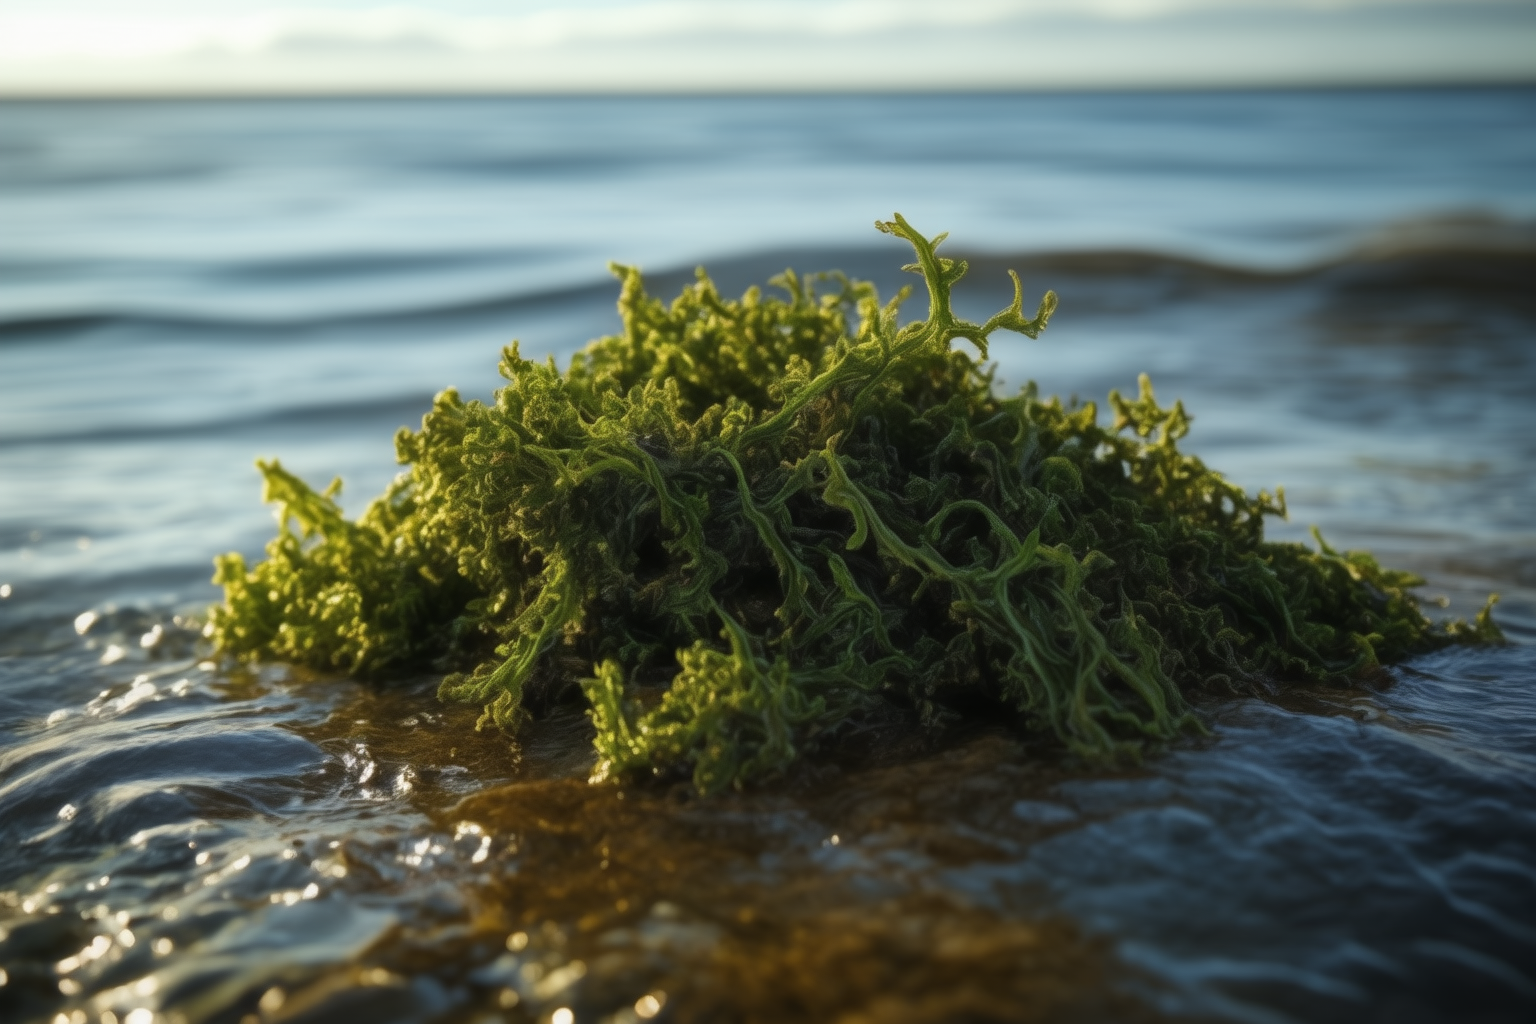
[1,89,1535,1024]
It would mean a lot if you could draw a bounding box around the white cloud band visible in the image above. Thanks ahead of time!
[0,1,1528,91]
[0,1,1490,62]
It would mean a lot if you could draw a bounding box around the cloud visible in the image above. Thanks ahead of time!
[0,1,1495,60]
[0,0,1530,92]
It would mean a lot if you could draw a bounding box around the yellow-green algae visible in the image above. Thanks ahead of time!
[210,216,1501,793]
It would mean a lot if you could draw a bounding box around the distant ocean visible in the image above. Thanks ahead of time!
[2,90,1534,1024]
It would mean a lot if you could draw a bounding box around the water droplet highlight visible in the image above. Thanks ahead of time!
[635,991,666,1019]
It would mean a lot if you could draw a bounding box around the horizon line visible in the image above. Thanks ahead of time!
[5,78,1535,102]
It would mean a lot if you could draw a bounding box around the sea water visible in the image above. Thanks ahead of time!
[1,90,1534,1023]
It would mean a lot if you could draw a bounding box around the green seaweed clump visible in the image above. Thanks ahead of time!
[210,216,1501,793]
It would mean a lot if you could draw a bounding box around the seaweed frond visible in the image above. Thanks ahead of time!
[210,215,1501,793]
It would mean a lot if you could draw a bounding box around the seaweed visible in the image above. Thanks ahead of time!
[210,215,1501,793]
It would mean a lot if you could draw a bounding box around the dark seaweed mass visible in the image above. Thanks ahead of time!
[210,216,1500,793]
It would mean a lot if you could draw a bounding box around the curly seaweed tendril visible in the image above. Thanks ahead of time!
[210,215,1502,793]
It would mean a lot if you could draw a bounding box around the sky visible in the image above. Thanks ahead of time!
[0,0,1533,94]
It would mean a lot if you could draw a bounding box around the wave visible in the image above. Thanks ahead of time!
[3,222,1533,342]
[0,276,620,342]
[0,392,437,447]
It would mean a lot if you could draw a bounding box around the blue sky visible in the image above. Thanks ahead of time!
[0,1,1532,93]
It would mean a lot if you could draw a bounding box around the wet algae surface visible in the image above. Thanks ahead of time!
[207,217,1496,793]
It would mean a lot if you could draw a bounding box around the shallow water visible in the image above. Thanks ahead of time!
[2,91,1535,1023]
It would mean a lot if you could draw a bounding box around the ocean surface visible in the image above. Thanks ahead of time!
[1,90,1534,1023]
